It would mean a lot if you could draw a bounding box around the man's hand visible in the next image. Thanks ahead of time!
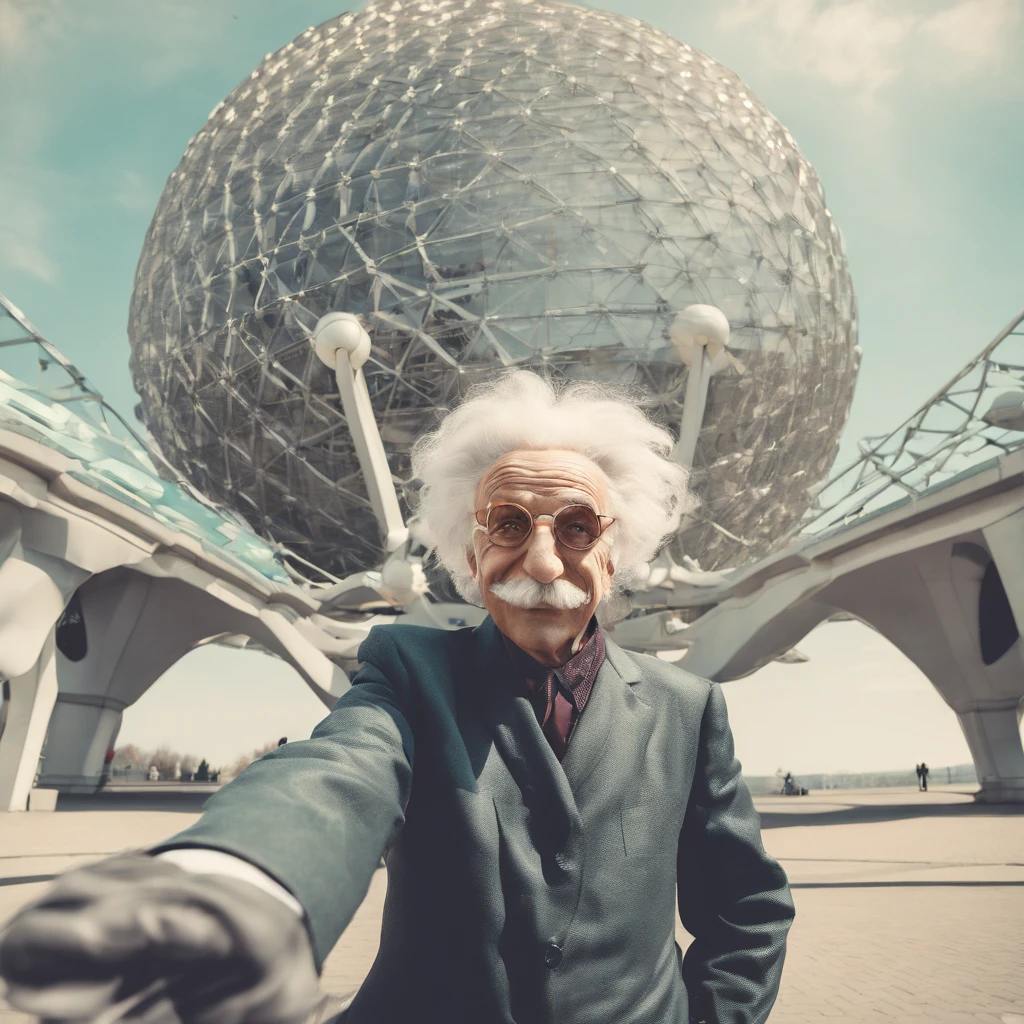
[0,853,321,1023]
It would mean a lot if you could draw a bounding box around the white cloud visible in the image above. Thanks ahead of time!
[0,0,61,57]
[919,0,1022,64]
[113,170,159,213]
[0,95,61,282]
[0,176,58,282]
[0,0,236,78]
[717,0,1021,99]
[0,0,28,52]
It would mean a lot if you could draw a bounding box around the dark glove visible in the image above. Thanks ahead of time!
[0,853,321,1023]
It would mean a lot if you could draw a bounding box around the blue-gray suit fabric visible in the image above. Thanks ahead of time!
[159,618,794,1023]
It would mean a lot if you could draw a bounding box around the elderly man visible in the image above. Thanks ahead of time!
[0,372,793,1024]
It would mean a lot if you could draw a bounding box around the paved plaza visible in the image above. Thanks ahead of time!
[1,785,1022,1023]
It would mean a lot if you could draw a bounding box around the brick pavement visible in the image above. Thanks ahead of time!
[2,785,1022,1023]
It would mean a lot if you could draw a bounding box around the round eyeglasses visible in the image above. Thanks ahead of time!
[474,502,615,551]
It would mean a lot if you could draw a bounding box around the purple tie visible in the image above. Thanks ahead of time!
[538,673,575,761]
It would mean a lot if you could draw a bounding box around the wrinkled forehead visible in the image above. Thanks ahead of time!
[475,449,610,510]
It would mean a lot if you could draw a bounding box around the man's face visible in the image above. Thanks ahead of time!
[468,449,615,665]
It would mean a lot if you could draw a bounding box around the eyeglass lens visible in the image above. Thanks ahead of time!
[486,504,602,550]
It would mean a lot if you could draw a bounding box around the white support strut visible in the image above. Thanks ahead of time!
[675,344,711,471]
[312,313,410,552]
[670,304,735,471]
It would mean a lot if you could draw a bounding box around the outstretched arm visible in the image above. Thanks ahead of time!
[677,682,794,1024]
[155,625,416,966]
[1,627,415,1022]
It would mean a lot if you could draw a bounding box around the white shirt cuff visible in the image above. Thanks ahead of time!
[156,848,304,917]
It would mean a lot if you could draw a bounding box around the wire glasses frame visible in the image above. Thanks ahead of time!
[474,502,615,551]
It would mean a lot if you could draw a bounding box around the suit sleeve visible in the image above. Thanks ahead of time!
[151,626,415,968]
[676,682,794,1024]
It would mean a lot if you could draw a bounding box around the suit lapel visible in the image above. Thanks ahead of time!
[469,618,583,942]
[560,636,653,799]
[470,617,569,813]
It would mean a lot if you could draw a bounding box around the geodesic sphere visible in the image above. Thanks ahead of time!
[128,0,858,581]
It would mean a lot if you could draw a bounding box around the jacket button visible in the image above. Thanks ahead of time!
[543,942,563,968]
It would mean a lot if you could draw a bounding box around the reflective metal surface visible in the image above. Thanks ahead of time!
[129,0,858,578]
[801,307,1024,538]
[0,292,293,585]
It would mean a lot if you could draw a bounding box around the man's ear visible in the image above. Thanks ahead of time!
[602,557,615,596]
[467,548,478,580]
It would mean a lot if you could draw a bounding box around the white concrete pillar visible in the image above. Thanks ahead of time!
[0,553,85,677]
[972,514,1024,802]
[37,700,123,791]
[982,509,1024,634]
[33,571,151,791]
[0,631,58,811]
[957,700,1024,803]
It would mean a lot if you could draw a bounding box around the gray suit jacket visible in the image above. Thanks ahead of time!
[161,618,793,1023]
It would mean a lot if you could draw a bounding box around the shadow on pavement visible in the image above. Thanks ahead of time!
[760,799,1024,829]
[0,874,57,888]
[54,790,1024,825]
[791,879,1024,888]
[55,789,217,813]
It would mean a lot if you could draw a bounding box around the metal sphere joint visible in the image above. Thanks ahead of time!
[313,312,372,370]
[670,305,731,367]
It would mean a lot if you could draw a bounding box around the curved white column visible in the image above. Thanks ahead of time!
[957,702,1024,803]
[0,630,58,811]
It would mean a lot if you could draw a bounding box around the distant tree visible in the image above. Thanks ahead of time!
[115,746,201,780]
[112,745,148,770]
[194,759,210,783]
[225,740,278,781]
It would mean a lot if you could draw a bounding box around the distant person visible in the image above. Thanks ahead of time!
[915,763,923,789]
[919,762,929,791]
[783,771,794,795]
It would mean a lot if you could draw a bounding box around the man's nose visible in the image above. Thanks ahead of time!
[522,523,564,584]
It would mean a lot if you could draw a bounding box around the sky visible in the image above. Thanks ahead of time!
[1,0,1022,773]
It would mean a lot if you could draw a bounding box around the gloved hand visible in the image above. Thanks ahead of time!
[0,853,321,1024]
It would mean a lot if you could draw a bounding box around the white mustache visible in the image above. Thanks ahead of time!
[489,577,590,610]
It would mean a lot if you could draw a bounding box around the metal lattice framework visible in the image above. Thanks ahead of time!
[0,293,146,451]
[0,291,330,586]
[800,307,1024,536]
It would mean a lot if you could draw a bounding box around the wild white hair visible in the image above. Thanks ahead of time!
[410,370,694,604]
